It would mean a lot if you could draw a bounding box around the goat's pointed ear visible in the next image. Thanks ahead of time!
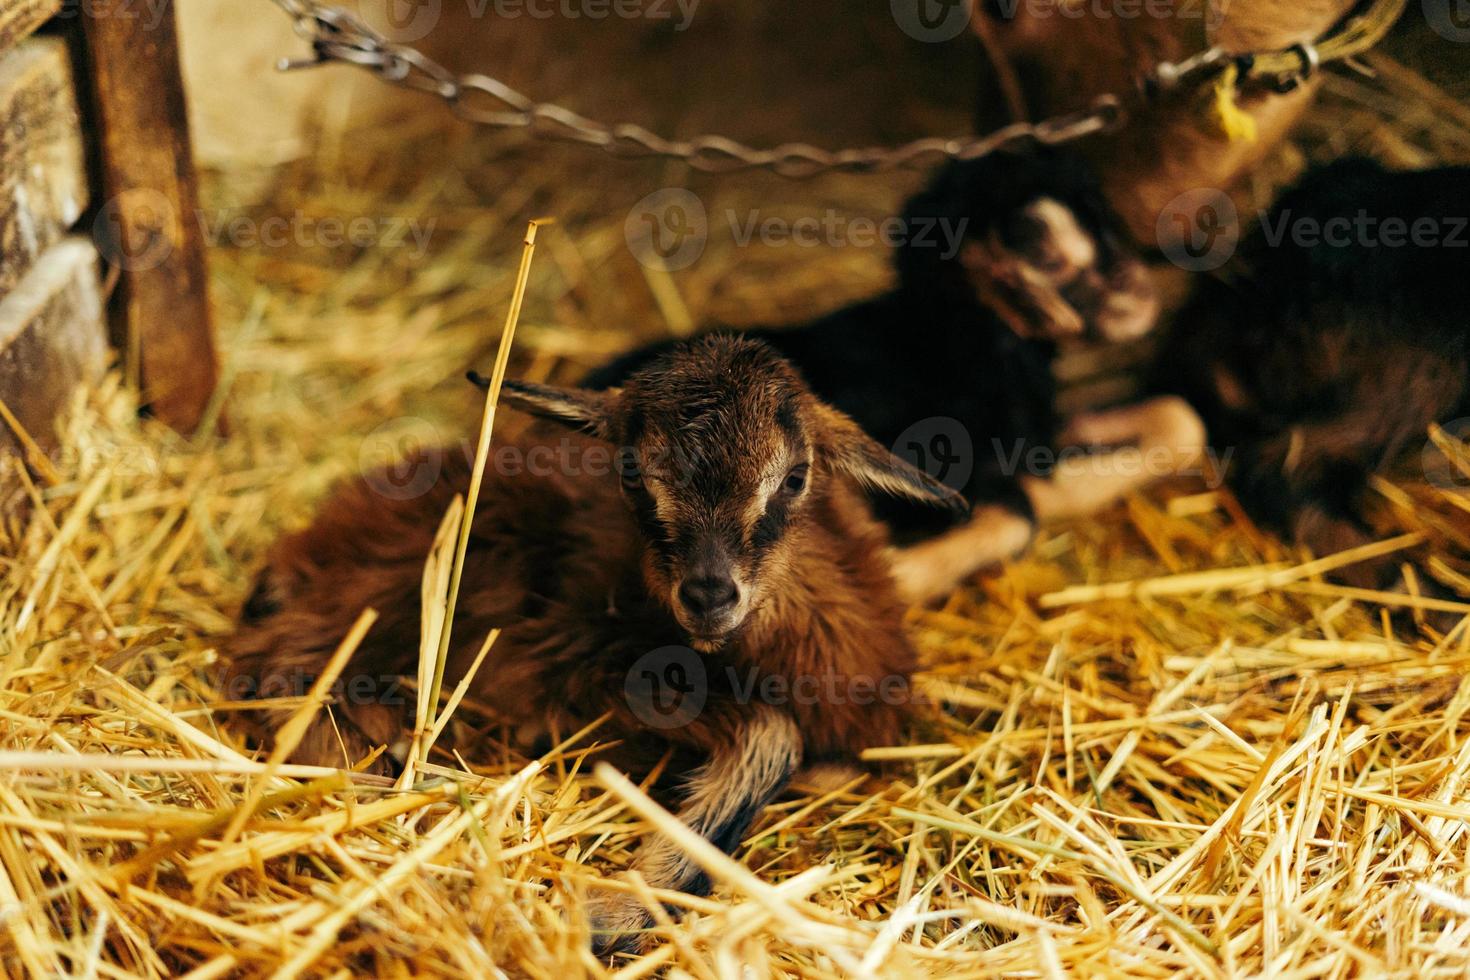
[813,402,970,517]
[481,375,616,440]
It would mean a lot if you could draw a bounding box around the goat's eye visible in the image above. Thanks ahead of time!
[781,464,809,496]
[619,452,643,491]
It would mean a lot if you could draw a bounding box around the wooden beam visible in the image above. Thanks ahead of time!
[0,237,106,455]
[0,38,89,297]
[78,0,217,433]
[0,0,60,56]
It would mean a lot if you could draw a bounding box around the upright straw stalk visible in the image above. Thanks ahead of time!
[419,219,547,766]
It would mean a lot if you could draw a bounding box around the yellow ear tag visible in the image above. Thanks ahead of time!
[1212,64,1259,143]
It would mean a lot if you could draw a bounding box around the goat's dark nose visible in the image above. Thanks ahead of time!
[678,576,739,618]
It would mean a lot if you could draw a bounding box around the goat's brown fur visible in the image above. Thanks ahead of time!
[973,0,1357,248]
[222,335,964,952]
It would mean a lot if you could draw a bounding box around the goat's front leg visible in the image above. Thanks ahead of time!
[1235,417,1418,592]
[1023,395,1206,521]
[889,504,1036,604]
[589,704,801,955]
[889,398,1205,603]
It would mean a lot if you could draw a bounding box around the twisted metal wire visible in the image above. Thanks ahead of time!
[267,0,1124,177]
[266,0,1404,177]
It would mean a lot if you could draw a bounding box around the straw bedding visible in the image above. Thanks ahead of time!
[5,38,1470,979]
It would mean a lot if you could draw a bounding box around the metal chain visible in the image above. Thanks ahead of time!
[1144,0,1407,95]
[266,0,1124,178]
[266,0,1403,178]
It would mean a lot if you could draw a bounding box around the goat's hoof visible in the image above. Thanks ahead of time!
[1092,260,1159,342]
[1143,396,1207,457]
[587,892,655,958]
[1095,287,1159,342]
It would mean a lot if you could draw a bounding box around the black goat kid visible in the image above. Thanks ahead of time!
[1158,157,1470,602]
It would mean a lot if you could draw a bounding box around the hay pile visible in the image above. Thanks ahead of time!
[6,34,1470,978]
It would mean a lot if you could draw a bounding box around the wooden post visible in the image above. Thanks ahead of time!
[0,32,105,457]
[77,0,217,433]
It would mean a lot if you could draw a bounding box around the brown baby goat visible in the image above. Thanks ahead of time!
[222,335,965,952]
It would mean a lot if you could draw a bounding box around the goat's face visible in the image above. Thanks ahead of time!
[495,335,967,649]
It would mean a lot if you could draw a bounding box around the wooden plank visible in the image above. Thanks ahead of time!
[0,37,88,297]
[0,0,60,56]
[0,237,107,455]
[78,0,218,433]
